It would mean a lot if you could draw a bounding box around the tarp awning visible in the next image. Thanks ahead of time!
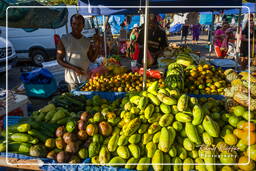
[79,0,242,13]
[0,0,68,28]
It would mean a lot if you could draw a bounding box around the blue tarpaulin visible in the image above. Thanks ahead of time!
[20,68,53,84]
[169,23,183,33]
[223,3,255,14]
[0,153,136,171]
[79,0,242,14]
[200,13,213,25]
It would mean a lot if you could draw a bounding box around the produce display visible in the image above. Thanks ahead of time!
[184,64,230,95]
[1,80,256,171]
[165,63,185,91]
[224,69,256,111]
[81,72,164,92]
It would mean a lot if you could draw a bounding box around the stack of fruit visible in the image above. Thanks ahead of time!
[224,69,256,111]
[163,44,192,58]
[184,64,229,95]
[81,72,164,92]
[51,93,87,112]
[82,82,222,169]
[165,63,185,92]
[0,119,59,157]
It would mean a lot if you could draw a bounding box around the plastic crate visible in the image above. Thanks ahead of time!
[3,116,23,129]
[72,82,127,101]
[24,79,57,98]
[188,94,225,100]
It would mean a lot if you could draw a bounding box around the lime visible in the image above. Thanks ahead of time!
[220,152,236,163]
[233,106,245,117]
[224,134,238,145]
[66,121,76,133]
[228,116,240,127]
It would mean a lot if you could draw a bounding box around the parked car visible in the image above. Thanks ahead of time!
[0,8,95,66]
[0,36,16,73]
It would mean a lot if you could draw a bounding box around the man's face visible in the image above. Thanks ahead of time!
[71,17,84,35]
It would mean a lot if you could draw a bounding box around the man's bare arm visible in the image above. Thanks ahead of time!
[56,40,86,74]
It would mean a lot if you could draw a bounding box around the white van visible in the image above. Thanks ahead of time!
[0,8,95,66]
[0,37,16,73]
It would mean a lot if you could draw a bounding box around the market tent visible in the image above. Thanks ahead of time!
[223,3,255,14]
[78,0,128,16]
[0,0,68,28]
[79,0,242,13]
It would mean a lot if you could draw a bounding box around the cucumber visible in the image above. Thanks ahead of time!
[10,133,34,143]
[44,110,56,122]
[8,142,31,153]
[8,123,31,133]
[28,129,48,142]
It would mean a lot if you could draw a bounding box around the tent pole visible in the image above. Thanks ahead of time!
[103,15,107,57]
[208,11,214,58]
[235,8,242,71]
[143,0,149,90]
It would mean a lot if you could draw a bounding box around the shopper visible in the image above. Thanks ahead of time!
[137,14,168,67]
[240,18,256,68]
[118,23,128,55]
[127,24,140,60]
[214,21,230,58]
[191,23,201,44]
[181,24,190,44]
[56,14,99,91]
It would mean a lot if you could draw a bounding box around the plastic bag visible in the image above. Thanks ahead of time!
[89,65,109,78]
[20,68,53,84]
[147,49,154,66]
[138,68,161,79]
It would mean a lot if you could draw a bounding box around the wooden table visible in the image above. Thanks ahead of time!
[0,156,41,170]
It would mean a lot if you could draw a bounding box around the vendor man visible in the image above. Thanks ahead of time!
[57,14,100,90]
[137,14,168,67]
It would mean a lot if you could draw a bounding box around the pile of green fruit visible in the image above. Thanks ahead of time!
[76,81,249,171]
[165,63,185,91]
[51,93,87,112]
[31,103,80,125]
[0,119,58,157]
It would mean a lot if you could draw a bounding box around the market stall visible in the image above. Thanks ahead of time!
[3,0,256,170]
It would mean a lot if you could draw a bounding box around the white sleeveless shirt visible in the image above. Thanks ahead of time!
[61,33,91,84]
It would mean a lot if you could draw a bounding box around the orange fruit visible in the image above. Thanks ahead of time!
[233,129,245,139]
[238,156,255,171]
[242,122,256,132]
[241,131,256,145]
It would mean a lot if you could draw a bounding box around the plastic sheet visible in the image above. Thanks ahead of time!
[20,68,53,84]
[72,90,127,102]
[0,153,136,171]
[188,94,225,100]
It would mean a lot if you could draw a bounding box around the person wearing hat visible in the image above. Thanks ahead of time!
[137,14,168,67]
[127,24,140,60]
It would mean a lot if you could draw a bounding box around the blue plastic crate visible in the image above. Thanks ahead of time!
[3,116,23,129]
[24,79,57,98]
[188,94,225,100]
[72,82,127,101]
